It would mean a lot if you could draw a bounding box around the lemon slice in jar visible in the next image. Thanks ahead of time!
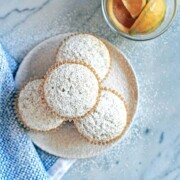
[122,0,146,18]
[129,0,166,34]
[107,0,135,33]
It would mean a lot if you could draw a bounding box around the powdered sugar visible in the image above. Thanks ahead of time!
[43,63,100,118]
[56,33,110,80]
[17,79,63,131]
[74,89,127,143]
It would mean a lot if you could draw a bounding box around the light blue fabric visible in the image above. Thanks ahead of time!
[0,43,58,180]
[35,146,58,171]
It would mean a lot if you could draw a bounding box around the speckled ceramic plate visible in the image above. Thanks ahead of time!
[15,33,138,159]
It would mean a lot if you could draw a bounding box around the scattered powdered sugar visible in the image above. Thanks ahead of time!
[56,33,110,80]
[43,63,99,118]
[74,89,127,143]
[17,79,63,131]
[9,0,179,177]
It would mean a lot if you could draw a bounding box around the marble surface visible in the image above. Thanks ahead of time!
[0,0,180,180]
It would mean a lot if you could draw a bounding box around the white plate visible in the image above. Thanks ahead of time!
[15,33,138,159]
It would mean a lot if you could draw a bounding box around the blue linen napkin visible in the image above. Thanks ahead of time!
[0,43,58,180]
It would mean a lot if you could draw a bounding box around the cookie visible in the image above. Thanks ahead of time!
[56,33,111,81]
[74,88,127,144]
[40,61,101,120]
[16,79,63,132]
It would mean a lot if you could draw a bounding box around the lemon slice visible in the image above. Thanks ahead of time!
[107,0,135,32]
[129,0,166,34]
[122,0,146,18]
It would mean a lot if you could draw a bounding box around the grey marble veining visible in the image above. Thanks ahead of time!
[0,0,180,180]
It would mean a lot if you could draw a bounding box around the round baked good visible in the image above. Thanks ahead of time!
[40,61,101,120]
[74,88,127,144]
[56,33,111,81]
[16,79,63,132]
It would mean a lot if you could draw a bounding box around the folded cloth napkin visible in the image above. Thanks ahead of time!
[0,43,75,180]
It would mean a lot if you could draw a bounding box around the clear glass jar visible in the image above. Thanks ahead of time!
[102,0,178,41]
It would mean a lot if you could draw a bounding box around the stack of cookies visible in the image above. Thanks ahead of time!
[16,33,128,145]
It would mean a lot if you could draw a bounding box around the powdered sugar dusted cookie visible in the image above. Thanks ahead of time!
[41,61,101,120]
[74,88,127,144]
[56,33,111,81]
[16,79,63,132]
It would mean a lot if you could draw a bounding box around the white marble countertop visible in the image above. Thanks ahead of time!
[0,0,180,180]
